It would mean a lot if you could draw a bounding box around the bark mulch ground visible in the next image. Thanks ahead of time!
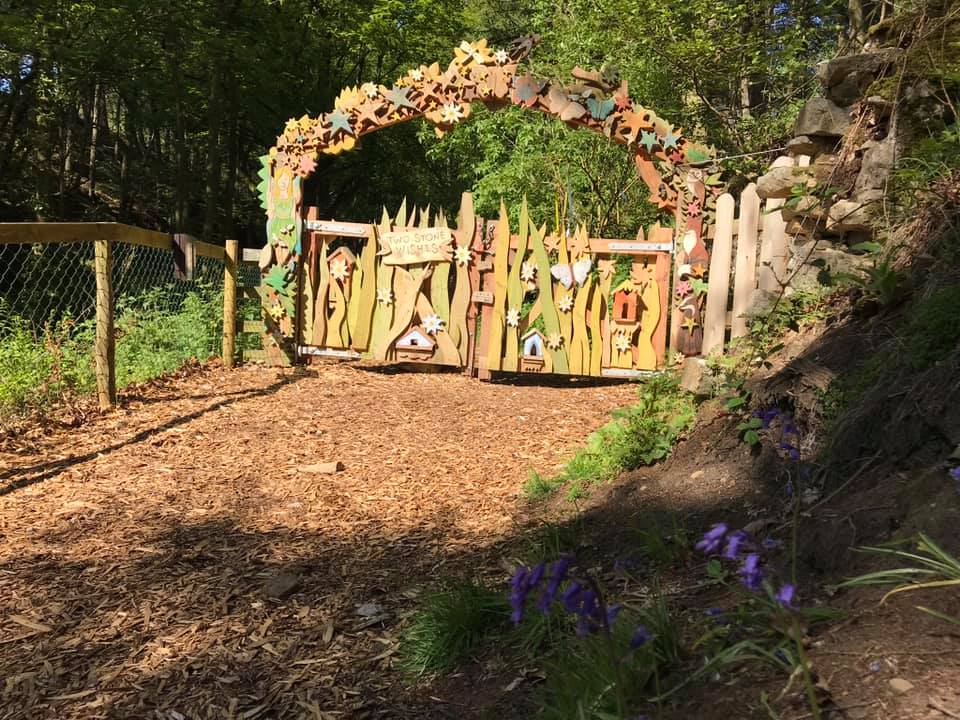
[0,363,636,719]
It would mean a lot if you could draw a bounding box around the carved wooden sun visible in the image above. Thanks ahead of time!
[376,287,393,305]
[614,332,631,353]
[506,308,521,327]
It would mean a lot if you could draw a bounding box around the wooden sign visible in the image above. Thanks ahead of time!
[471,290,494,304]
[607,241,673,253]
[379,227,453,265]
[304,220,371,237]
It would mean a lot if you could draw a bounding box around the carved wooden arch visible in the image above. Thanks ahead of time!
[259,36,721,357]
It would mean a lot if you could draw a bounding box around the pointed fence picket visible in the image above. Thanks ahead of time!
[700,180,790,356]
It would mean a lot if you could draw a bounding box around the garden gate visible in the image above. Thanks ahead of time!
[253,35,729,375]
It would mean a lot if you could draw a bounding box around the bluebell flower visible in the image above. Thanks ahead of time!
[528,562,546,588]
[778,442,801,461]
[722,530,750,560]
[562,581,583,613]
[739,553,764,591]
[705,607,730,626]
[783,422,799,436]
[696,523,729,554]
[760,409,780,429]
[606,604,622,627]
[950,466,960,494]
[775,583,796,609]
[761,537,780,551]
[630,625,652,649]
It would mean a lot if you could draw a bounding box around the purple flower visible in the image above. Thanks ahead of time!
[739,553,764,591]
[760,409,780,429]
[775,583,797,609]
[761,537,780,551]
[696,523,729,554]
[950,466,960,493]
[629,625,652,649]
[606,604,622,627]
[778,442,800,461]
[562,581,583,613]
[705,607,730,626]
[511,566,528,591]
[528,562,546,588]
[722,530,750,560]
[784,422,799,437]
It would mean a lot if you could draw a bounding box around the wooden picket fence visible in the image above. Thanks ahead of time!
[699,182,790,356]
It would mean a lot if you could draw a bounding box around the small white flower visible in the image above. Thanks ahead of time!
[330,258,350,281]
[506,308,521,327]
[557,294,574,313]
[410,68,424,82]
[424,314,445,334]
[440,102,465,124]
[614,332,631,353]
[362,82,379,99]
[520,261,537,283]
[546,332,563,350]
[494,49,509,65]
[454,245,472,266]
[376,287,393,305]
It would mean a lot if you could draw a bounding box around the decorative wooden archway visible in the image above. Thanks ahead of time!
[258,36,722,363]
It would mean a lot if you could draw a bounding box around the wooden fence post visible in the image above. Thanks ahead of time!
[94,237,116,410]
[222,238,239,368]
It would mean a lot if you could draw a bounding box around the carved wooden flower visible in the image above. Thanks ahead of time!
[410,68,424,82]
[614,332,631,353]
[675,280,693,298]
[543,233,561,253]
[567,231,589,258]
[330,258,350,281]
[631,264,653,286]
[454,245,472,266]
[546,332,563,350]
[494,49,509,65]
[424,314,445,334]
[557,294,574,313]
[520,261,537,283]
[361,82,379,99]
[440,102,465,124]
[506,308,521,327]
[376,287,393,305]
[598,259,615,278]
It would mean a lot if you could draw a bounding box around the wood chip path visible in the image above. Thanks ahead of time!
[0,364,635,719]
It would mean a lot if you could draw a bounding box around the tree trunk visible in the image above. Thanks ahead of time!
[88,82,100,198]
[222,117,239,240]
[202,66,224,241]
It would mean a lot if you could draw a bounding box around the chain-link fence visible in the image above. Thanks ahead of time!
[0,232,229,418]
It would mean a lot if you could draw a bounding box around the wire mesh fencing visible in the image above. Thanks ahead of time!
[0,236,228,418]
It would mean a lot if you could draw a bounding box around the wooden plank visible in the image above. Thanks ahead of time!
[636,263,661,370]
[194,239,225,261]
[449,192,475,363]
[528,220,568,373]
[222,239,239,367]
[731,183,761,338]
[303,219,371,236]
[702,193,735,355]
[587,238,673,254]
[350,227,378,351]
[485,202,511,372]
[758,198,788,294]
[502,200,529,372]
[242,247,263,263]
[652,252,671,366]
[368,210,395,359]
[0,222,120,246]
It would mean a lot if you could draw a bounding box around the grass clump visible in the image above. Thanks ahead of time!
[399,581,510,675]
[525,375,695,499]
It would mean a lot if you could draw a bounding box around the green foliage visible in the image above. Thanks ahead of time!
[836,533,960,627]
[902,284,960,370]
[537,600,681,720]
[529,375,696,498]
[0,285,222,418]
[399,581,510,675]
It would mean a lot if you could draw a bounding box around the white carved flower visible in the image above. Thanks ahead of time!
[494,49,509,65]
[454,245,472,266]
[557,294,574,313]
[614,331,631,353]
[424,314,445,334]
[506,308,521,327]
[376,287,393,305]
[546,332,563,350]
[520,261,537,283]
[362,82,379,99]
[440,102,465,124]
[330,257,350,281]
[410,68,424,82]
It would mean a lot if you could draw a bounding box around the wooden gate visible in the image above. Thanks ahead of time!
[296,192,674,377]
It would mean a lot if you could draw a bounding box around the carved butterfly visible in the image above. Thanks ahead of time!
[551,258,593,289]
[547,87,587,122]
[586,97,615,120]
